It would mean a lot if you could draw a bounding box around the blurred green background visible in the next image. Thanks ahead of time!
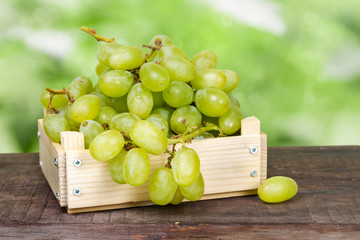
[0,0,359,153]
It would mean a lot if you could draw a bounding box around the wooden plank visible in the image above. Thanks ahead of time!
[65,135,261,210]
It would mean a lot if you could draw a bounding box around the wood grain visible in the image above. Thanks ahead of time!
[1,146,359,239]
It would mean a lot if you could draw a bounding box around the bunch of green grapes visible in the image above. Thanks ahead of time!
[40,28,246,206]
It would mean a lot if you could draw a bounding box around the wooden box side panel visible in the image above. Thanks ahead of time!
[38,119,66,206]
[65,134,262,209]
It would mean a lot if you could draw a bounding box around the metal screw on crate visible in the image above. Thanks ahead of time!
[54,157,58,167]
[37,131,40,139]
[56,192,60,200]
[73,159,82,167]
[250,170,257,177]
[39,161,42,167]
[73,188,82,196]
[249,146,258,154]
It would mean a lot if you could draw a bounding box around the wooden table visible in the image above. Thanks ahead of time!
[1,146,359,239]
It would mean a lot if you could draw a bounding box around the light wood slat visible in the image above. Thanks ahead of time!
[260,132,267,183]
[241,116,260,135]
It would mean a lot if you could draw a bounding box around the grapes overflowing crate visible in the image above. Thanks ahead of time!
[38,116,266,213]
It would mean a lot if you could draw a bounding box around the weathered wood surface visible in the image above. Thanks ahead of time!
[1,146,359,239]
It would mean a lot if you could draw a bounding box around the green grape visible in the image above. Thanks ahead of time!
[89,130,124,161]
[162,81,194,108]
[149,34,173,47]
[194,131,215,140]
[228,93,240,107]
[96,42,122,66]
[94,106,117,128]
[109,112,140,137]
[111,94,128,113]
[123,148,151,186]
[202,114,219,137]
[72,76,93,93]
[172,147,200,186]
[190,69,226,90]
[98,70,134,98]
[71,94,101,124]
[90,90,113,107]
[159,56,196,82]
[149,167,177,205]
[130,120,168,155]
[221,70,240,93]
[109,46,146,70]
[151,92,165,109]
[127,83,153,119]
[64,103,80,131]
[258,176,298,203]
[158,45,188,59]
[191,50,217,69]
[170,187,184,205]
[79,120,105,148]
[108,150,128,184]
[43,114,70,143]
[179,172,205,201]
[170,105,202,134]
[219,105,242,135]
[40,91,69,110]
[195,88,230,117]
[151,106,174,127]
[95,62,109,77]
[139,62,170,92]
[146,114,169,136]
[67,81,87,100]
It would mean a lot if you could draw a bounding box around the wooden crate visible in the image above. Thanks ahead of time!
[38,116,267,213]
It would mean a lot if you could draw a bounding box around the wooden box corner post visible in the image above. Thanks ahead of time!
[38,116,267,213]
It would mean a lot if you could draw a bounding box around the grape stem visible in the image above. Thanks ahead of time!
[168,123,220,145]
[142,44,162,61]
[80,26,115,43]
[46,87,75,103]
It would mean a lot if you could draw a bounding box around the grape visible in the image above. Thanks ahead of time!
[179,172,205,201]
[71,94,101,124]
[162,81,194,108]
[94,106,117,127]
[149,167,177,205]
[139,62,170,92]
[149,34,173,47]
[67,81,87,100]
[79,120,105,148]
[111,94,128,113]
[146,114,169,136]
[170,105,202,134]
[72,76,93,93]
[109,46,146,70]
[194,131,215,140]
[64,103,80,131]
[130,120,168,155]
[221,70,240,93]
[195,88,230,117]
[123,148,151,186]
[109,112,140,138]
[127,83,153,119]
[258,176,298,203]
[89,130,124,161]
[96,42,122,66]
[89,90,113,107]
[108,150,128,184]
[98,70,134,98]
[172,147,200,186]
[43,114,70,143]
[151,92,165,109]
[191,50,217,69]
[95,62,109,77]
[159,56,196,82]
[158,45,188,59]
[219,105,242,135]
[228,93,240,107]
[170,187,184,205]
[190,69,226,90]
[40,91,69,110]
[151,106,174,127]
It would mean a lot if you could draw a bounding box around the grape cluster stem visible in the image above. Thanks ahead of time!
[80,26,115,43]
